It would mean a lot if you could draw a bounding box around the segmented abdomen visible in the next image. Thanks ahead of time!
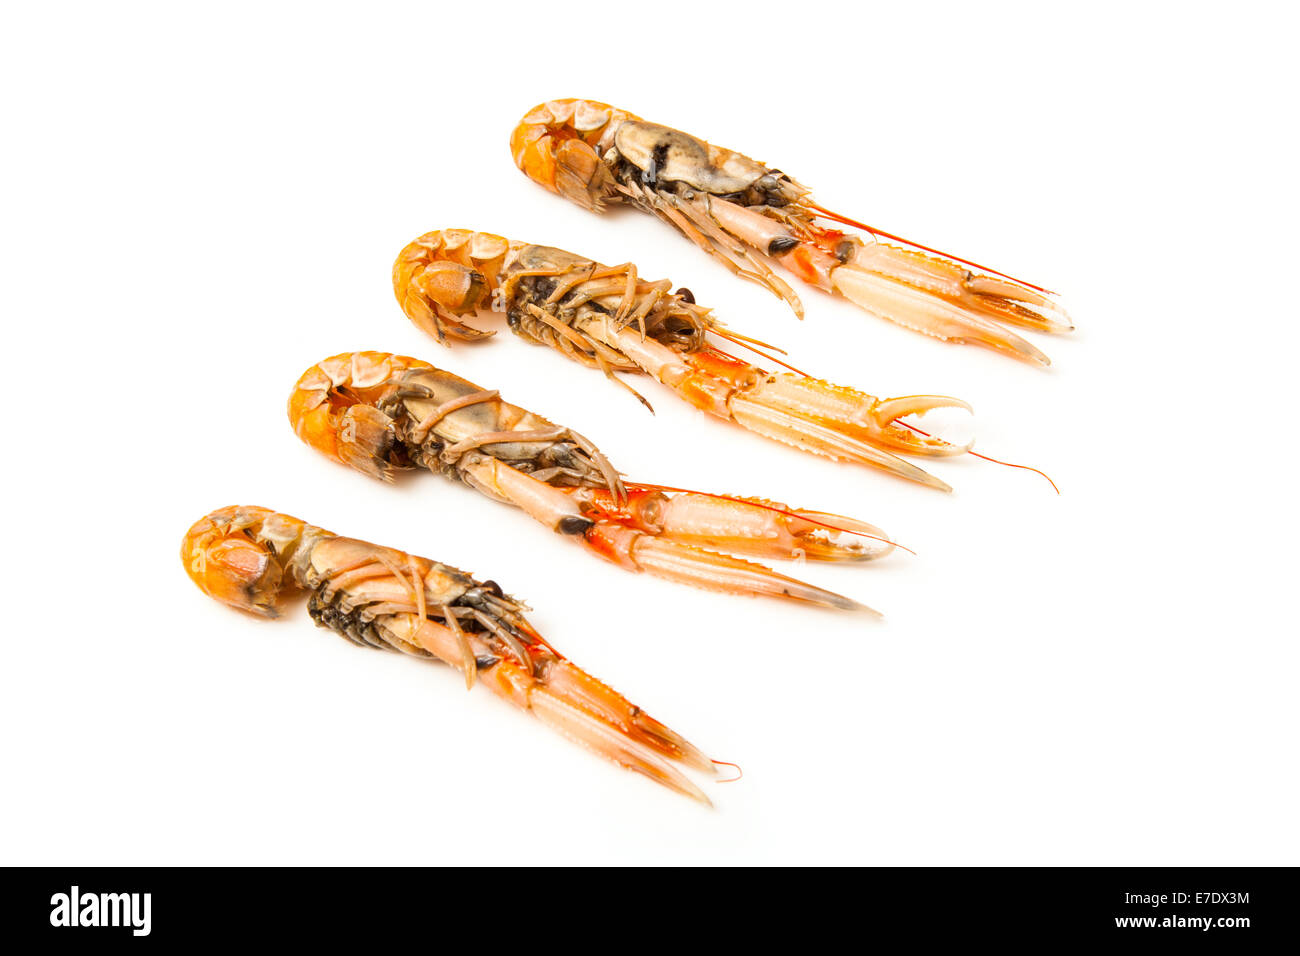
[393,229,523,339]
[510,99,636,194]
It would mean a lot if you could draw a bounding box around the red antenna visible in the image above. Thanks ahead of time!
[707,328,812,377]
[713,759,743,783]
[898,422,1060,494]
[808,201,1055,295]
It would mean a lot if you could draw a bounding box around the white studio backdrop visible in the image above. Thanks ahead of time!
[1,2,1296,865]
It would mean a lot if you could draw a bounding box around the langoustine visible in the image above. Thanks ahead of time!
[511,98,1072,366]
[395,229,999,492]
[182,505,717,803]
[289,352,895,613]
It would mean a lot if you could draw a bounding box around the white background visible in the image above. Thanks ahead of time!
[2,2,1296,865]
